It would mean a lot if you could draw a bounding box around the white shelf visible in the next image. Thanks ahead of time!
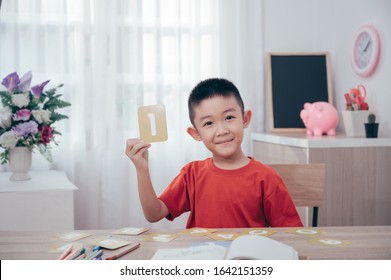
[0,170,78,192]
[251,132,391,148]
[0,170,78,231]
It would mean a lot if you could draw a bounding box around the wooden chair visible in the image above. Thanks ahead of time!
[269,163,326,227]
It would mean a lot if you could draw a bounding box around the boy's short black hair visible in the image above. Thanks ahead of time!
[188,78,244,126]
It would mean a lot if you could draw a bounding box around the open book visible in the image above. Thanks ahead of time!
[151,235,298,260]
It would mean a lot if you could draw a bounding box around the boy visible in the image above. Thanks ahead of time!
[125,78,303,228]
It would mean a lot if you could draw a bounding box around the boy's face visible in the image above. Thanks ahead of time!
[187,95,251,160]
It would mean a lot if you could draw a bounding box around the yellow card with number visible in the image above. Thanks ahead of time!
[89,236,131,249]
[308,238,351,247]
[285,228,324,237]
[111,227,149,236]
[52,232,92,242]
[142,233,178,242]
[240,228,278,237]
[48,243,83,253]
[207,232,240,241]
[180,228,217,236]
[138,104,168,142]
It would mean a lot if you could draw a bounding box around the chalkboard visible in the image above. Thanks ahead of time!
[267,52,333,131]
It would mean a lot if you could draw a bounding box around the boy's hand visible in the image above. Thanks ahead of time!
[125,138,151,171]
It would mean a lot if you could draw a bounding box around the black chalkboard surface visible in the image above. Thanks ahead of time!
[267,53,333,131]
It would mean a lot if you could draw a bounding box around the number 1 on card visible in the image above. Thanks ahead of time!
[138,104,168,142]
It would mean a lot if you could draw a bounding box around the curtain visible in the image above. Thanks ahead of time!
[0,0,264,230]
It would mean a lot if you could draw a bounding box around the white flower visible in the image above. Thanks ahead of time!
[32,109,52,124]
[0,107,12,128]
[12,92,30,108]
[0,131,18,149]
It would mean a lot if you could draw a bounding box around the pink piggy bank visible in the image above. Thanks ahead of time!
[300,102,338,136]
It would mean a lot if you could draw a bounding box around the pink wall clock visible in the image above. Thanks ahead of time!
[351,25,381,77]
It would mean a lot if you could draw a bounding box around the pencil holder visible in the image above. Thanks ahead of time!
[342,110,371,137]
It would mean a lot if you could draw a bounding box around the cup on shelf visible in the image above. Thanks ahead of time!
[341,110,371,137]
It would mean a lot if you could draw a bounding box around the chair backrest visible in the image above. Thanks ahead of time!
[268,163,326,227]
[268,163,326,208]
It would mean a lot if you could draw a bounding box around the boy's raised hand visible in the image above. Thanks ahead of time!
[125,138,151,171]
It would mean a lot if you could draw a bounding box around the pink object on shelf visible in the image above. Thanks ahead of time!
[300,102,339,136]
[349,84,368,110]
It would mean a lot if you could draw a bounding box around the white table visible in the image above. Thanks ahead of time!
[0,170,78,231]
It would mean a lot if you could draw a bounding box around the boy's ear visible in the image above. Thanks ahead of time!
[187,126,202,141]
[243,110,252,128]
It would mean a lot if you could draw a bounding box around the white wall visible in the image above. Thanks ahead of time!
[263,0,391,136]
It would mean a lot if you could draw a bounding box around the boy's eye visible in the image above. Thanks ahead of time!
[226,115,235,120]
[203,121,213,127]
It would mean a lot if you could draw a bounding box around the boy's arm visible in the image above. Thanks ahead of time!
[125,138,169,222]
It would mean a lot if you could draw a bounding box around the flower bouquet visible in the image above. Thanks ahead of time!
[0,71,71,164]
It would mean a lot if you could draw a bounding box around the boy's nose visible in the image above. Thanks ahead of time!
[216,123,229,135]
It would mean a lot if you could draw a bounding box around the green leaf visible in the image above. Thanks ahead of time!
[35,144,53,163]
[52,129,62,136]
[0,149,10,165]
[0,91,13,108]
[43,98,71,111]
[50,112,69,122]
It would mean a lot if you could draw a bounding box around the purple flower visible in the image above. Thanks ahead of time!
[18,71,33,92]
[1,72,20,91]
[13,109,32,121]
[11,121,38,137]
[31,80,50,98]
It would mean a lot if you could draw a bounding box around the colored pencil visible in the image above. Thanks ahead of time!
[57,245,73,260]
[105,243,140,260]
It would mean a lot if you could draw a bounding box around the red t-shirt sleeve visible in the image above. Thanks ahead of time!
[263,182,304,227]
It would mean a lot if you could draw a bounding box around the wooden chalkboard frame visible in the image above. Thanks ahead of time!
[267,52,333,132]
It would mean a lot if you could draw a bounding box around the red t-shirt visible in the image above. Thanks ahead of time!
[158,157,303,228]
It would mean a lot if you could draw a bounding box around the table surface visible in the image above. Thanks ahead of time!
[1,226,390,260]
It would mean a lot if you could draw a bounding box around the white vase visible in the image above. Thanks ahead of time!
[9,147,32,181]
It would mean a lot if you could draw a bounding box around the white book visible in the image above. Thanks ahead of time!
[151,235,298,260]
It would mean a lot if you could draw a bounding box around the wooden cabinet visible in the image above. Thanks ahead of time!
[0,171,78,231]
[251,132,391,226]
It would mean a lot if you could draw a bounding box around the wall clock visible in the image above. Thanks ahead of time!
[351,25,381,77]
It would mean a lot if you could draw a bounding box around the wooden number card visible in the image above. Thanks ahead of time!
[138,104,168,142]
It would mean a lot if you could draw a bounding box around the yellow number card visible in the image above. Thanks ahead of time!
[52,232,92,242]
[142,233,178,242]
[207,232,240,241]
[89,237,131,249]
[308,238,351,247]
[240,228,278,237]
[111,227,149,236]
[48,243,83,253]
[138,104,168,142]
[285,228,324,237]
[180,228,217,236]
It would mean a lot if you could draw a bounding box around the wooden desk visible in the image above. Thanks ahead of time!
[251,132,391,226]
[0,226,390,260]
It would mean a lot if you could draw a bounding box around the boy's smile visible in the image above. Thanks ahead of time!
[187,95,252,169]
